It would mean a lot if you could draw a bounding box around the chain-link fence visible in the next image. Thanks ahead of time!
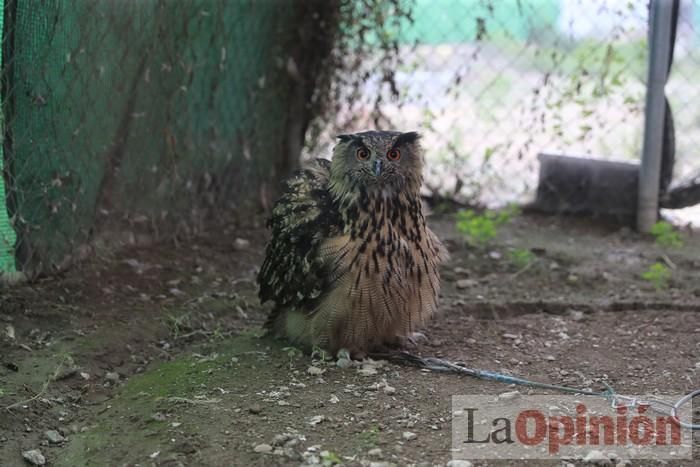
[1,0,699,278]
[308,0,700,215]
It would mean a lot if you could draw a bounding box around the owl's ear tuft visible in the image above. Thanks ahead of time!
[336,134,356,143]
[393,131,421,147]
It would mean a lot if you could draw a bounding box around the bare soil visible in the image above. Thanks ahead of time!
[0,212,698,466]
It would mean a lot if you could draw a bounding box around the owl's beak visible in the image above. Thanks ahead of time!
[374,159,382,176]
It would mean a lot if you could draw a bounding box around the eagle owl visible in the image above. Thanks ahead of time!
[258,130,447,357]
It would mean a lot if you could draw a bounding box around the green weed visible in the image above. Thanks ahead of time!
[357,425,380,449]
[650,221,682,248]
[320,451,342,466]
[456,205,519,247]
[641,262,672,290]
[508,248,535,269]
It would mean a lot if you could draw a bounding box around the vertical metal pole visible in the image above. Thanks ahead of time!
[638,0,674,232]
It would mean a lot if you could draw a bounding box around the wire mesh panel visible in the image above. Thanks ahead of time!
[1,0,339,275]
[665,0,700,208]
[308,0,653,208]
[0,0,15,273]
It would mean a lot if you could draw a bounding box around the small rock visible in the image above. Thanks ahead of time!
[402,431,417,441]
[502,333,519,339]
[79,372,90,380]
[453,267,470,276]
[383,385,396,395]
[283,447,301,460]
[545,355,556,361]
[22,449,46,465]
[358,365,378,376]
[254,443,273,454]
[233,238,251,250]
[248,404,262,415]
[568,309,586,321]
[497,390,520,401]
[329,394,339,404]
[447,461,473,467]
[336,357,353,369]
[369,462,394,467]
[55,367,78,381]
[368,447,383,457]
[45,430,65,444]
[307,366,325,376]
[583,449,611,466]
[104,372,120,383]
[456,278,478,289]
[488,251,502,260]
[308,415,325,426]
[272,434,291,446]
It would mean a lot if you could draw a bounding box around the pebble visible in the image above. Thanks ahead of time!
[383,385,396,395]
[447,461,473,467]
[456,279,478,289]
[568,310,586,321]
[358,365,378,376]
[369,462,395,467]
[248,404,262,415]
[272,434,291,446]
[497,390,520,401]
[367,447,383,457]
[582,449,611,466]
[307,366,325,376]
[253,443,273,454]
[329,394,339,404]
[308,415,325,425]
[104,372,120,383]
[45,429,65,444]
[233,238,250,250]
[22,450,46,466]
[402,431,417,441]
[336,357,353,369]
[283,447,300,460]
[488,251,502,260]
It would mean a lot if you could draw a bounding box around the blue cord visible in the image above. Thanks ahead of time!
[376,351,698,430]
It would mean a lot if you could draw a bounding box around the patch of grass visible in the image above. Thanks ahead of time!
[320,450,343,466]
[282,346,304,369]
[508,248,535,270]
[357,425,380,449]
[650,221,683,248]
[455,205,519,247]
[641,262,672,290]
[165,312,192,339]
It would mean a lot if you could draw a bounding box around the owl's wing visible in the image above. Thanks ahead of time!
[258,158,344,319]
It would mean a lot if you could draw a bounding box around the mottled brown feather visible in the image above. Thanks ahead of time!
[257,131,447,355]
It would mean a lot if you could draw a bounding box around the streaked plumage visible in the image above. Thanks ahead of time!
[258,130,447,356]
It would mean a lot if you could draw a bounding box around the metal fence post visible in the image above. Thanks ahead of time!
[638,0,675,232]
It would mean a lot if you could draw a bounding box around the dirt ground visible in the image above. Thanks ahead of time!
[0,211,698,467]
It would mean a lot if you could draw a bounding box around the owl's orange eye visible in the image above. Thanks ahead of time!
[387,148,401,161]
[356,148,370,161]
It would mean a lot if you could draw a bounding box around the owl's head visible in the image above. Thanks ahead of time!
[329,130,423,201]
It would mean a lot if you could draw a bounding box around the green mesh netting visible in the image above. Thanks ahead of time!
[7,1,305,272]
[0,0,17,273]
